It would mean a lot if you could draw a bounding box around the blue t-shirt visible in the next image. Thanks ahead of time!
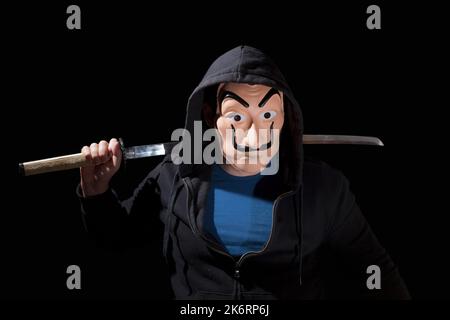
[203,165,274,257]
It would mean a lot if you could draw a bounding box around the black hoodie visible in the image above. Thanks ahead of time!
[79,46,410,299]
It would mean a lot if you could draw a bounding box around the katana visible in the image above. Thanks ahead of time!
[18,135,384,176]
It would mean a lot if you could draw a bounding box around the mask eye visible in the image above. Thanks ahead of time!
[260,111,277,120]
[225,112,246,123]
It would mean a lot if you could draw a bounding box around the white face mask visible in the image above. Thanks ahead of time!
[215,82,284,176]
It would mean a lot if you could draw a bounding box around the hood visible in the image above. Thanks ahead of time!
[181,45,303,190]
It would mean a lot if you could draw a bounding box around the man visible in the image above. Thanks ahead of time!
[78,46,410,299]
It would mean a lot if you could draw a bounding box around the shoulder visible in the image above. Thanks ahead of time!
[302,159,356,233]
[303,158,348,190]
[302,158,353,210]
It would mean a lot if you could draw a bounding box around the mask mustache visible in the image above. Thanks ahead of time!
[231,122,274,153]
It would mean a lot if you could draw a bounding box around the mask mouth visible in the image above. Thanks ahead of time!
[231,122,274,153]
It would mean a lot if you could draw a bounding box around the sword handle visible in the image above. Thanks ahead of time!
[19,153,89,176]
[19,138,126,176]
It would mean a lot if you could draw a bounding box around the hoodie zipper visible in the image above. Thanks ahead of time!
[182,177,295,298]
[235,190,295,267]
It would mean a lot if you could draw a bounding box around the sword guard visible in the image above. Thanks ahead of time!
[118,137,127,170]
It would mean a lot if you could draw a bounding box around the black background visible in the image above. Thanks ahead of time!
[1,1,447,301]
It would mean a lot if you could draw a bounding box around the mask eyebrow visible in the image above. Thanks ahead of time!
[258,88,280,108]
[218,90,250,108]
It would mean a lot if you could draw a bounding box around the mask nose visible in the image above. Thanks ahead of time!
[241,123,259,148]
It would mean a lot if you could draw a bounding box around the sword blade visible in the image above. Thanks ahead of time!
[124,143,167,159]
[303,135,384,146]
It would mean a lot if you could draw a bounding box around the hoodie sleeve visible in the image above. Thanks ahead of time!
[77,163,163,249]
[325,170,411,299]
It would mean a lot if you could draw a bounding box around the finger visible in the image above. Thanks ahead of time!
[81,145,93,165]
[90,143,100,165]
[80,146,95,181]
[98,140,110,163]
